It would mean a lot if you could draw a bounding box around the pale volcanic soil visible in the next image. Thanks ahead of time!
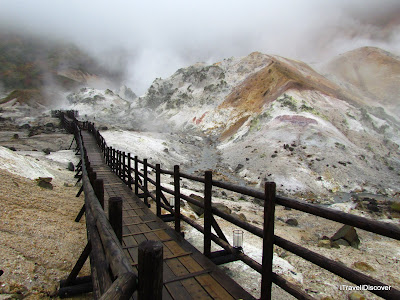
[0,169,90,299]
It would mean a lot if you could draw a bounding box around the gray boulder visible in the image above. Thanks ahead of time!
[36,177,53,190]
[67,162,75,171]
[330,225,360,249]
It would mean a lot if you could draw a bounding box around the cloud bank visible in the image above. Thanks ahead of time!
[1,0,399,94]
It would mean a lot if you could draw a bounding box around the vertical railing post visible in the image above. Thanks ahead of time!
[260,182,276,300]
[122,152,126,184]
[108,147,111,168]
[127,153,132,189]
[204,171,212,257]
[113,148,116,173]
[106,146,110,165]
[138,241,163,300]
[174,165,181,234]
[104,146,108,165]
[94,179,104,209]
[118,151,122,179]
[111,148,114,172]
[88,169,94,185]
[134,156,139,195]
[110,148,113,171]
[109,197,123,243]
[105,146,108,166]
[116,150,120,177]
[116,150,119,176]
[85,160,90,173]
[143,159,149,207]
[156,164,161,217]
[109,147,112,170]
[91,172,97,186]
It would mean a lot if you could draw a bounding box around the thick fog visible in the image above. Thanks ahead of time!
[1,0,399,94]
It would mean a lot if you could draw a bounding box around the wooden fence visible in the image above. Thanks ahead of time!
[57,112,138,299]
[58,111,400,299]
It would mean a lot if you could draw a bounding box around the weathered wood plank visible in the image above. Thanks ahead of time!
[178,255,204,273]
[166,258,188,276]
[133,233,148,248]
[164,240,189,256]
[163,257,193,300]
[165,257,213,299]
[195,274,234,300]
[155,229,174,241]
[123,228,163,237]
[181,278,212,300]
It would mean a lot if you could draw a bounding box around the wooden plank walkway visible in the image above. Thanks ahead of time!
[81,131,255,300]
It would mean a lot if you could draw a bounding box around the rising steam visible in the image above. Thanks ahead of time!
[0,0,399,94]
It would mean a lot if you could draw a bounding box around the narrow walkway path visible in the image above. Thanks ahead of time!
[81,131,254,300]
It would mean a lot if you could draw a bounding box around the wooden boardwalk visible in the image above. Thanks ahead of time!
[81,131,255,300]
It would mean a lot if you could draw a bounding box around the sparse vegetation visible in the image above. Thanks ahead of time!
[346,111,356,119]
[334,142,346,150]
[366,143,374,152]
[299,100,329,120]
[300,103,313,112]
[277,94,298,112]
[249,116,261,132]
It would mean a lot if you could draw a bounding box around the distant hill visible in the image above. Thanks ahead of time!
[322,47,400,116]
[0,31,123,105]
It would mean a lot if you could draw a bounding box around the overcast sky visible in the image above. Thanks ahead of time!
[1,0,399,94]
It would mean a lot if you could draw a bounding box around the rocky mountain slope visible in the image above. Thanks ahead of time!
[126,49,400,200]
[59,47,400,201]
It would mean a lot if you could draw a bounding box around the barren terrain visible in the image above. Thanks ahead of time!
[0,168,89,299]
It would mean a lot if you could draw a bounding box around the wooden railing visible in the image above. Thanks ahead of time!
[57,110,400,299]
[57,112,137,299]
